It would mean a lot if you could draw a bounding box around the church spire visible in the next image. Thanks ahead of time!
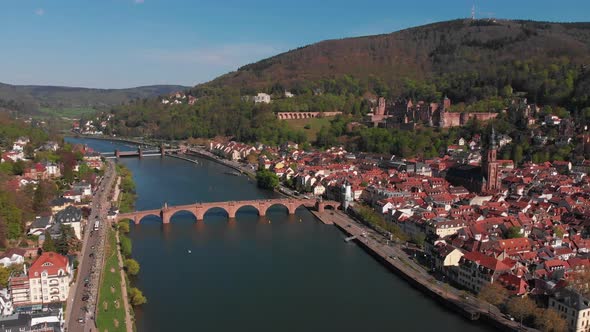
[490,126,497,150]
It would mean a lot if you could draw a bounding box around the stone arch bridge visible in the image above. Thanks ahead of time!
[116,198,340,224]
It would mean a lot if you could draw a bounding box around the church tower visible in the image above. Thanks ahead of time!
[483,127,499,192]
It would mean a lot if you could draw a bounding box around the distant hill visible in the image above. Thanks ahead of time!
[0,83,189,115]
[201,19,590,104]
[109,19,590,147]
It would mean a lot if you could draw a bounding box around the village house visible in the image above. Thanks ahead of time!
[53,205,83,239]
[549,288,590,332]
[0,249,26,268]
[456,252,512,293]
[253,93,271,104]
[9,252,72,307]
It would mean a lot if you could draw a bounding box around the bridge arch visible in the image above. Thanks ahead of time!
[234,204,262,217]
[202,206,230,220]
[262,202,300,216]
[136,213,163,225]
[167,209,197,223]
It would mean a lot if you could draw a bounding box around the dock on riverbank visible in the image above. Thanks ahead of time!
[310,210,536,332]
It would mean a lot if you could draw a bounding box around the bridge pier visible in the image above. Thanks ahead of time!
[160,144,165,157]
[317,202,325,213]
[138,147,143,159]
[115,149,120,159]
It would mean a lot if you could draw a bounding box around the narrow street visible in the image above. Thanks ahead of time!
[66,160,116,332]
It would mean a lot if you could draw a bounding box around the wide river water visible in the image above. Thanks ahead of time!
[66,137,493,332]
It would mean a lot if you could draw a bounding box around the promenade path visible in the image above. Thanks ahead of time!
[315,209,538,332]
[114,230,133,332]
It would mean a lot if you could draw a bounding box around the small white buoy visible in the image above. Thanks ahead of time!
[188,250,192,254]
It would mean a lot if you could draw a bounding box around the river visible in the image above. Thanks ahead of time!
[66,137,493,332]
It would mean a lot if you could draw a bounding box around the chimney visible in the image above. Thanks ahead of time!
[23,264,27,276]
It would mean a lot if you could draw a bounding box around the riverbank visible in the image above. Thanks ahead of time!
[312,210,536,332]
[185,148,256,178]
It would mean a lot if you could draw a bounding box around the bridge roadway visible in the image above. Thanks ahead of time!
[116,198,340,224]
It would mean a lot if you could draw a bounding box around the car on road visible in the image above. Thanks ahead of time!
[78,317,84,323]
[89,253,94,258]
[84,277,89,283]
[82,295,89,301]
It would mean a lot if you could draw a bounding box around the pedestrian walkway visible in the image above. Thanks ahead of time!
[115,230,133,332]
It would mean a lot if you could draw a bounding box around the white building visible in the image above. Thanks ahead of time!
[72,181,92,197]
[549,288,590,332]
[9,252,72,307]
[0,249,25,268]
[254,93,271,104]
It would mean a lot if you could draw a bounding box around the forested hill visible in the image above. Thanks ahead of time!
[110,18,590,157]
[0,83,189,114]
[201,19,590,106]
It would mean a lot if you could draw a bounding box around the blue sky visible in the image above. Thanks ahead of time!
[1,0,589,89]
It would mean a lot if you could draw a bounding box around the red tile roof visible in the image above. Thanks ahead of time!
[28,252,68,277]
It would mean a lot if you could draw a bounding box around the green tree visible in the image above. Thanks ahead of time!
[118,221,130,234]
[410,233,426,248]
[124,258,140,276]
[129,287,147,306]
[0,217,6,249]
[12,160,25,176]
[553,226,565,239]
[120,235,132,257]
[506,296,536,325]
[477,283,508,306]
[42,231,56,252]
[506,226,523,239]
[255,169,279,190]
[534,308,567,332]
[54,225,76,255]
[0,266,10,288]
[511,144,524,165]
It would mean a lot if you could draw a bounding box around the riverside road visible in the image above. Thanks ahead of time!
[319,209,536,332]
[66,160,116,332]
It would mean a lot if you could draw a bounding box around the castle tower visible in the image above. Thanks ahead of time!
[483,127,499,192]
[443,96,451,110]
[439,108,446,128]
[376,97,386,116]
